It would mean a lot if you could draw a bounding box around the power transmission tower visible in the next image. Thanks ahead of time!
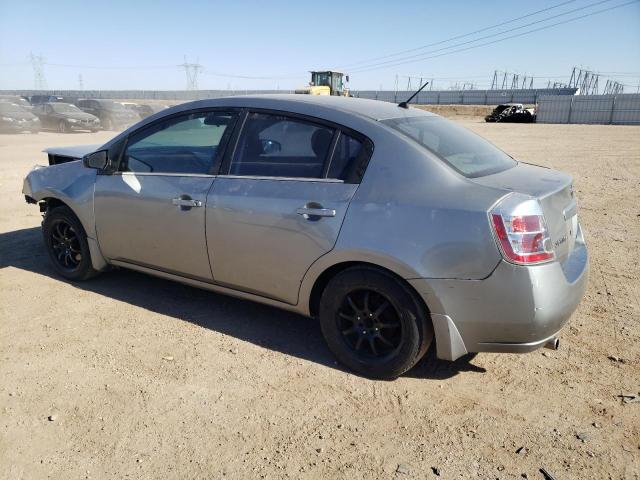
[180,56,203,90]
[29,52,46,89]
[568,67,600,95]
[603,80,624,95]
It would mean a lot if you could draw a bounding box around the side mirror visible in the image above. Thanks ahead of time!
[261,139,281,154]
[82,150,108,169]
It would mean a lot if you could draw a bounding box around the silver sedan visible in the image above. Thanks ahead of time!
[23,95,588,379]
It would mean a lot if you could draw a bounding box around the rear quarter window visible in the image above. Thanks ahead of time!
[382,116,516,178]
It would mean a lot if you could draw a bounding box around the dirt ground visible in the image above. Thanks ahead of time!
[1,116,639,480]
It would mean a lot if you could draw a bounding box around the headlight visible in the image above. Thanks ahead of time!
[1,116,15,122]
[68,118,78,123]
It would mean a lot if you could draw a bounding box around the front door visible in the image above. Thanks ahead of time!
[207,111,369,304]
[94,110,237,281]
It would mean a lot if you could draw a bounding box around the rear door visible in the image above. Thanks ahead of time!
[94,109,238,280]
[206,111,371,304]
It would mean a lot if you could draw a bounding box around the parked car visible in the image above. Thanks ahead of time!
[76,99,139,130]
[29,95,68,106]
[32,102,101,133]
[485,103,536,123]
[0,102,40,133]
[131,103,168,119]
[119,101,168,119]
[22,95,588,379]
[0,95,33,111]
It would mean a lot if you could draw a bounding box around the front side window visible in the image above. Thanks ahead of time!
[229,112,334,178]
[121,111,236,174]
[383,116,516,177]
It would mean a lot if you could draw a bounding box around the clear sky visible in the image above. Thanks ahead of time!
[1,0,639,91]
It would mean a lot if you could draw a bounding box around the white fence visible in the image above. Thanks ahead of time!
[1,88,576,105]
[536,94,640,125]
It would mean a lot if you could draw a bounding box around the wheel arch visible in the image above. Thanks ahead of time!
[305,259,438,320]
[40,196,109,272]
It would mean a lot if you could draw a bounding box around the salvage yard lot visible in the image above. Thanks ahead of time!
[1,117,639,479]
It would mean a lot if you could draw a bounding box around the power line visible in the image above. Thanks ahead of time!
[336,0,579,70]
[348,0,623,73]
[349,0,639,74]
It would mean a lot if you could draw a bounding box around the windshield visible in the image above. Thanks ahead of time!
[51,103,81,113]
[0,103,26,114]
[382,116,517,177]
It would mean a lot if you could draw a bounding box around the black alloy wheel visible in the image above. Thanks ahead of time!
[337,289,402,359]
[49,218,82,271]
[319,266,433,380]
[42,206,98,281]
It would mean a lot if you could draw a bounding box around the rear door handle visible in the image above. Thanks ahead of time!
[296,207,336,218]
[172,197,202,208]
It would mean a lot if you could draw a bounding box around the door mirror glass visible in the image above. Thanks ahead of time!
[260,139,281,154]
[83,150,108,169]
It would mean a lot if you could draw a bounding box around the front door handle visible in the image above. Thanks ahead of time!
[296,206,336,219]
[172,196,202,210]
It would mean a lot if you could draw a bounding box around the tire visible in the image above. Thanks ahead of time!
[57,120,68,133]
[42,206,98,281]
[319,266,433,380]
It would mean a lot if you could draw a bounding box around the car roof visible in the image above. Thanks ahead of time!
[174,94,435,122]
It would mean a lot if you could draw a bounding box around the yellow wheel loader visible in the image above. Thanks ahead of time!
[295,71,350,96]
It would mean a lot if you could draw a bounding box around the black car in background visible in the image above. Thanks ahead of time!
[485,103,536,123]
[129,103,168,119]
[28,95,72,106]
[76,99,139,130]
[0,103,41,133]
[32,103,101,133]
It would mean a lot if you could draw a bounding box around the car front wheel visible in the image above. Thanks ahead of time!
[319,266,433,380]
[42,206,98,281]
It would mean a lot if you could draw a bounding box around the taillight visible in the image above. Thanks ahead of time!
[490,194,555,265]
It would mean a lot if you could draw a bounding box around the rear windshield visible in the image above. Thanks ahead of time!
[382,116,516,177]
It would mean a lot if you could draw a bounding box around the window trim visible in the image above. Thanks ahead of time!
[219,107,373,183]
[114,107,242,176]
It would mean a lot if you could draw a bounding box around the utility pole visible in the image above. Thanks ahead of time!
[78,74,84,90]
[180,55,203,90]
[29,52,46,89]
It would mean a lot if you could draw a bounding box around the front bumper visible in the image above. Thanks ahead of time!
[68,121,101,131]
[0,120,40,132]
[410,225,589,360]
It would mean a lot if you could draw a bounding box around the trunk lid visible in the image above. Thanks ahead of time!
[472,162,578,263]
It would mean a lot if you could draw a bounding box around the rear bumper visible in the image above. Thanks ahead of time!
[410,225,589,360]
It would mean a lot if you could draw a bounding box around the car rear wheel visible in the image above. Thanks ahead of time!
[42,206,98,281]
[319,266,433,380]
[57,120,68,133]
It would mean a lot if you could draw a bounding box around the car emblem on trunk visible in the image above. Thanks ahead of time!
[554,235,567,248]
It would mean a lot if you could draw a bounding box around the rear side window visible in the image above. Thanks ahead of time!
[121,111,236,174]
[229,112,334,178]
[383,116,516,177]
[327,133,363,181]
